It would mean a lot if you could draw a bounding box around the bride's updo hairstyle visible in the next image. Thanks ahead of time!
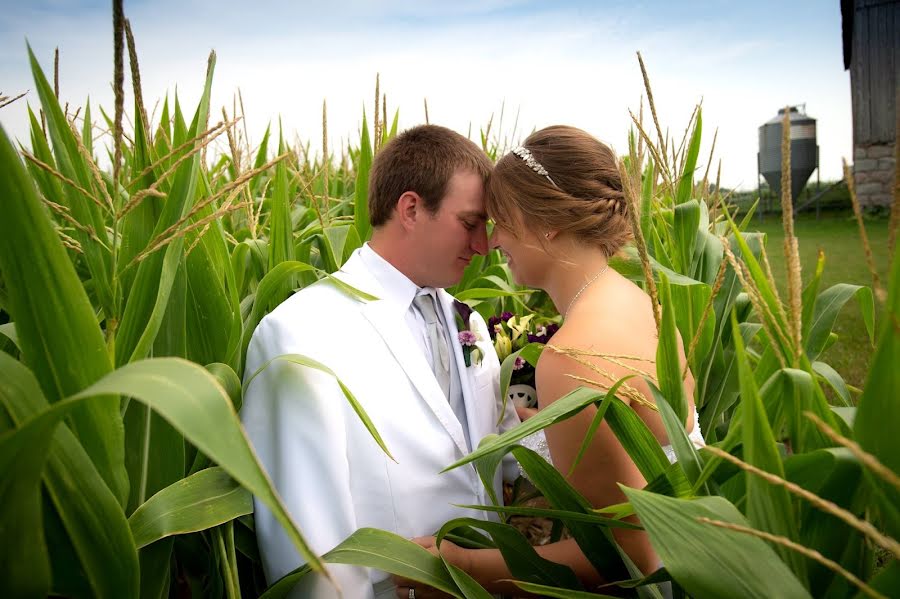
[487,125,631,258]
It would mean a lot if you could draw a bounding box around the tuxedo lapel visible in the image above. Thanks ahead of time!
[437,290,486,448]
[337,252,470,456]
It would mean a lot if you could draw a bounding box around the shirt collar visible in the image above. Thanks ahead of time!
[359,243,427,314]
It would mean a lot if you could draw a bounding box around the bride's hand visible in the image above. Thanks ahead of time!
[516,405,538,421]
[393,537,470,598]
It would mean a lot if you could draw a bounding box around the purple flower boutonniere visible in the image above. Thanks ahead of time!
[453,299,483,367]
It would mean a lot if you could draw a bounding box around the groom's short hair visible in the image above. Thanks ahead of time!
[368,124,492,227]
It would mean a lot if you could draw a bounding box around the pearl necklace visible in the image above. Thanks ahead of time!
[564,264,609,319]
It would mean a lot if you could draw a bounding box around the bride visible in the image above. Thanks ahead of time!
[395,125,703,597]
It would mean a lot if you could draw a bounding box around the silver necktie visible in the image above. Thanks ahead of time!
[414,291,451,399]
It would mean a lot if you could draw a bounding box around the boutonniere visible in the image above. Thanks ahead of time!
[453,299,483,367]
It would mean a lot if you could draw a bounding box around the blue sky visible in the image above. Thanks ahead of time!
[1,1,850,189]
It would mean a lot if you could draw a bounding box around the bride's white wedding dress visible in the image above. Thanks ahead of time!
[518,408,705,475]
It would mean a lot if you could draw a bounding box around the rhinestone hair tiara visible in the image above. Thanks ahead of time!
[511,146,559,189]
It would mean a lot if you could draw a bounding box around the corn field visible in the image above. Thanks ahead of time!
[0,11,898,599]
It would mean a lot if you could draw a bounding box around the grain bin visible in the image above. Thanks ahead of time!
[758,106,818,203]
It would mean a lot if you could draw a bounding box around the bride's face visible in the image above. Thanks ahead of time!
[488,211,550,288]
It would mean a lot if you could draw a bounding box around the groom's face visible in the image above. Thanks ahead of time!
[413,168,488,288]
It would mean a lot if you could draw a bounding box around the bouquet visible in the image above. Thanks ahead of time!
[488,312,558,406]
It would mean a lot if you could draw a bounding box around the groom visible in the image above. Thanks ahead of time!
[241,124,521,598]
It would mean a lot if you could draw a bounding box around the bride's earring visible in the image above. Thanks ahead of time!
[544,232,551,239]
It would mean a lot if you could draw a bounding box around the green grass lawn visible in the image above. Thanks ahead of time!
[744,211,891,391]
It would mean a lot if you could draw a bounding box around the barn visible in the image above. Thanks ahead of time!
[842,0,899,208]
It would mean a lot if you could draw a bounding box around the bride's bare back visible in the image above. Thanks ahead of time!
[535,268,696,574]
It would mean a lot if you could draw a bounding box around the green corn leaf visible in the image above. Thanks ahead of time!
[129,467,252,549]
[115,53,216,365]
[445,560,494,599]
[184,223,237,365]
[609,245,699,287]
[691,231,722,292]
[355,109,373,243]
[456,504,642,530]
[737,198,760,230]
[452,253,487,293]
[511,581,621,598]
[312,233,339,273]
[65,357,325,577]
[731,312,807,582]
[436,517,583,590]
[0,122,127,505]
[123,396,185,513]
[118,91,161,301]
[443,386,605,471]
[811,361,851,406]
[724,219,793,363]
[24,107,65,210]
[261,528,460,599]
[675,109,702,205]
[778,367,835,454]
[207,362,242,410]
[643,460,694,499]
[124,256,188,515]
[27,44,114,316]
[136,540,174,599]
[605,397,672,485]
[800,250,825,343]
[647,382,705,490]
[806,284,875,361]
[860,560,900,599]
[322,223,361,270]
[640,158,655,242]
[268,146,295,303]
[472,433,508,507]
[0,392,54,599]
[0,322,18,349]
[669,281,715,389]
[0,352,139,599]
[623,488,810,598]
[673,200,700,274]
[854,241,900,540]
[784,448,863,597]
[514,446,630,582]
[655,273,688,424]
[568,376,635,476]
[250,123,271,196]
[388,108,400,139]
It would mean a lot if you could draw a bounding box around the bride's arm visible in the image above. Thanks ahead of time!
[535,342,660,576]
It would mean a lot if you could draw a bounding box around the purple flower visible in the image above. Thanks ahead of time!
[453,299,473,328]
[526,322,559,345]
[458,330,477,346]
[513,356,526,370]
[527,332,546,344]
[487,316,500,339]
[488,312,515,340]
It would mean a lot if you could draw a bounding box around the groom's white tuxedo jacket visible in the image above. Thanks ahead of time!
[241,247,520,598]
